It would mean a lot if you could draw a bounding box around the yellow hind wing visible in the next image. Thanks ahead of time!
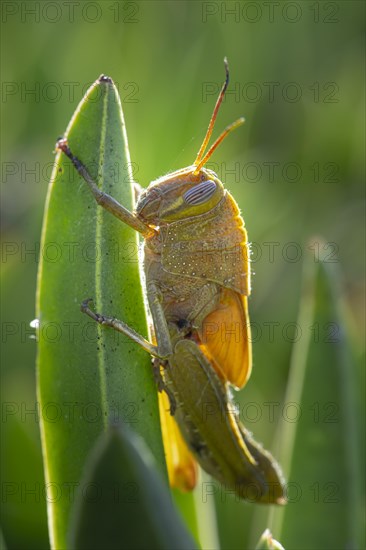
[158,391,198,491]
[198,287,252,389]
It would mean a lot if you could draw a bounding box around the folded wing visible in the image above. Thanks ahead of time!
[198,287,252,389]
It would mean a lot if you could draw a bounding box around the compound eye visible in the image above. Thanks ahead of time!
[183,180,216,206]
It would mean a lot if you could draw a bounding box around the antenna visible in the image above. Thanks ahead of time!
[194,117,245,174]
[193,58,244,174]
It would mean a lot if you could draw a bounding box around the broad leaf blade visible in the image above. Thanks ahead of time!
[36,76,166,549]
[68,426,196,550]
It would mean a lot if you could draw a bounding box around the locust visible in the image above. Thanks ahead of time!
[56,59,285,504]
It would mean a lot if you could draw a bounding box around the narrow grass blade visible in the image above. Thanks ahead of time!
[267,240,362,549]
[255,529,285,550]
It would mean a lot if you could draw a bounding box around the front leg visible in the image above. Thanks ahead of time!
[81,289,174,362]
[146,281,173,358]
[82,299,177,413]
[81,299,162,358]
[56,138,154,238]
[152,358,177,415]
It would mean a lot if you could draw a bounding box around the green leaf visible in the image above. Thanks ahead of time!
[172,490,201,547]
[68,425,196,550]
[267,241,363,549]
[36,76,166,549]
[0,529,8,550]
[172,471,220,550]
[255,529,285,550]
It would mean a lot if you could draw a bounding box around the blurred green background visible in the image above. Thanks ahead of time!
[1,1,364,549]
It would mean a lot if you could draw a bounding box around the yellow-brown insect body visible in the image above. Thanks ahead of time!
[58,63,286,504]
[137,165,251,387]
[135,166,285,504]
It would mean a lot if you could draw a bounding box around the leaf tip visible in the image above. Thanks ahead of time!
[98,74,114,84]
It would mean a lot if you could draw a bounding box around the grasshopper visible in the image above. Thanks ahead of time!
[57,60,285,504]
